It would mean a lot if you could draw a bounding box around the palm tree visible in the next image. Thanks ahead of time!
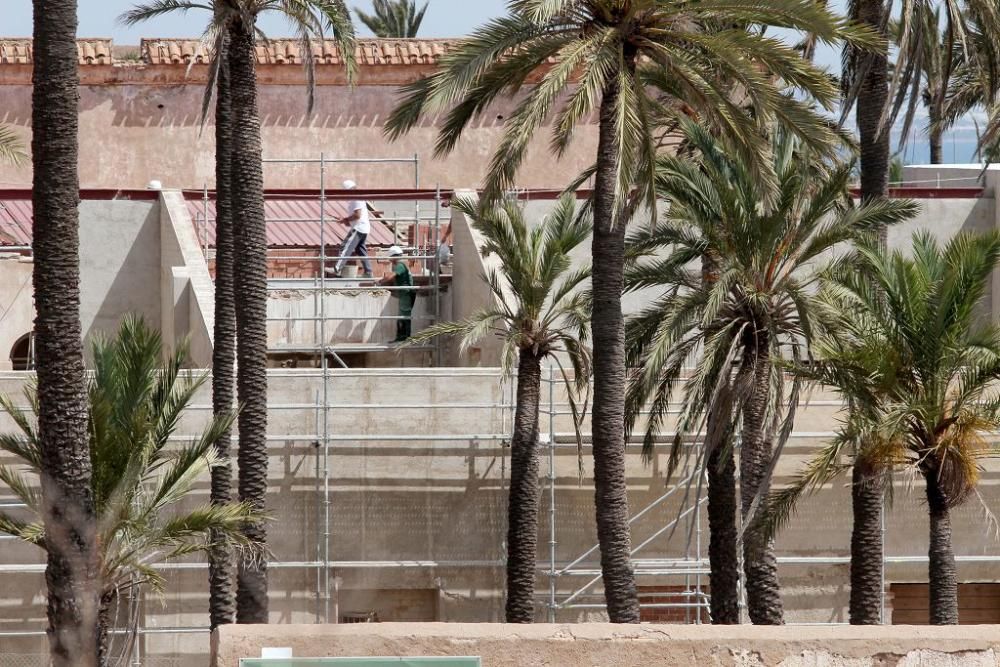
[122,4,238,630]
[409,194,591,622]
[31,1,100,664]
[386,0,862,623]
[912,6,949,164]
[770,231,1000,625]
[840,1,999,622]
[941,16,1000,156]
[122,0,356,624]
[0,316,261,665]
[845,0,999,191]
[624,120,916,624]
[355,0,428,37]
[208,35,238,630]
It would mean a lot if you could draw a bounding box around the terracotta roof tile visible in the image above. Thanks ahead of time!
[0,40,31,65]
[0,38,114,65]
[140,38,456,66]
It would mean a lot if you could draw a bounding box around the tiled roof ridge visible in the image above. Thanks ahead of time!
[141,37,455,66]
[0,38,114,65]
[0,37,456,66]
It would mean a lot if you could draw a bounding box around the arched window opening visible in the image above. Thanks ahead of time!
[10,332,34,371]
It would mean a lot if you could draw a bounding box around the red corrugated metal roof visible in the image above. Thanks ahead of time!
[0,198,395,248]
[0,200,33,245]
[188,199,396,247]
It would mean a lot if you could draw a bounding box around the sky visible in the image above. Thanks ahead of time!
[2,0,981,164]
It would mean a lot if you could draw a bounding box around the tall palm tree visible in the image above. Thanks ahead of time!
[840,0,1000,622]
[0,316,262,665]
[355,0,428,37]
[624,120,916,624]
[914,6,949,164]
[770,230,1000,625]
[941,16,1000,155]
[124,1,238,623]
[386,0,862,623]
[122,0,356,625]
[208,36,238,630]
[409,194,591,622]
[31,1,100,664]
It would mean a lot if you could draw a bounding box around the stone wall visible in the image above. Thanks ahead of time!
[214,623,1000,667]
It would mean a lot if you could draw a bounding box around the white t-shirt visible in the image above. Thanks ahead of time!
[348,199,370,234]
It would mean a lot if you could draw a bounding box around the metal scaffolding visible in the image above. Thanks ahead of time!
[3,177,1000,664]
[0,365,999,664]
[195,154,449,366]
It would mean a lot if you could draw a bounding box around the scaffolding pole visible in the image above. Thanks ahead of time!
[547,365,557,623]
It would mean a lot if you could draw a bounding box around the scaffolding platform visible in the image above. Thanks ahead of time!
[268,342,436,368]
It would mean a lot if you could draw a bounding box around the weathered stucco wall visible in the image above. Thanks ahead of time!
[214,623,1000,667]
[0,73,597,191]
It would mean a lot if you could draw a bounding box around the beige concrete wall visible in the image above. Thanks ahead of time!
[79,199,163,343]
[0,369,996,665]
[214,623,1000,666]
[266,282,445,350]
[0,81,596,191]
[0,199,168,369]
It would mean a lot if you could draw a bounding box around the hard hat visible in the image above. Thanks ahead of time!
[387,245,404,257]
[342,179,357,190]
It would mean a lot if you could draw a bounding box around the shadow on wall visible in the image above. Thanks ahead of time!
[81,200,162,348]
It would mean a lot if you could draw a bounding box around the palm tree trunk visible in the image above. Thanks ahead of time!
[31,2,100,664]
[929,121,944,166]
[702,256,739,624]
[505,350,543,623]
[96,592,114,667]
[853,1,891,620]
[926,471,958,624]
[209,34,237,630]
[739,332,784,625]
[589,56,640,624]
[856,0,890,250]
[229,20,270,625]
[849,461,883,624]
[707,422,739,624]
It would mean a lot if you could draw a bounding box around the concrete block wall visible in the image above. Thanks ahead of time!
[0,368,996,665]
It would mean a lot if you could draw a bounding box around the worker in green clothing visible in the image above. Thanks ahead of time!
[376,245,415,342]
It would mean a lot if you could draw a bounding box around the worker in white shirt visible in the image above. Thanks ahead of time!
[329,180,381,278]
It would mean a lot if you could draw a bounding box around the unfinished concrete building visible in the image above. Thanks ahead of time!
[0,38,998,667]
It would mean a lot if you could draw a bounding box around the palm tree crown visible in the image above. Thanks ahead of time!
[387,0,865,209]
[355,0,428,38]
[414,194,591,372]
[626,120,916,462]
[0,125,26,165]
